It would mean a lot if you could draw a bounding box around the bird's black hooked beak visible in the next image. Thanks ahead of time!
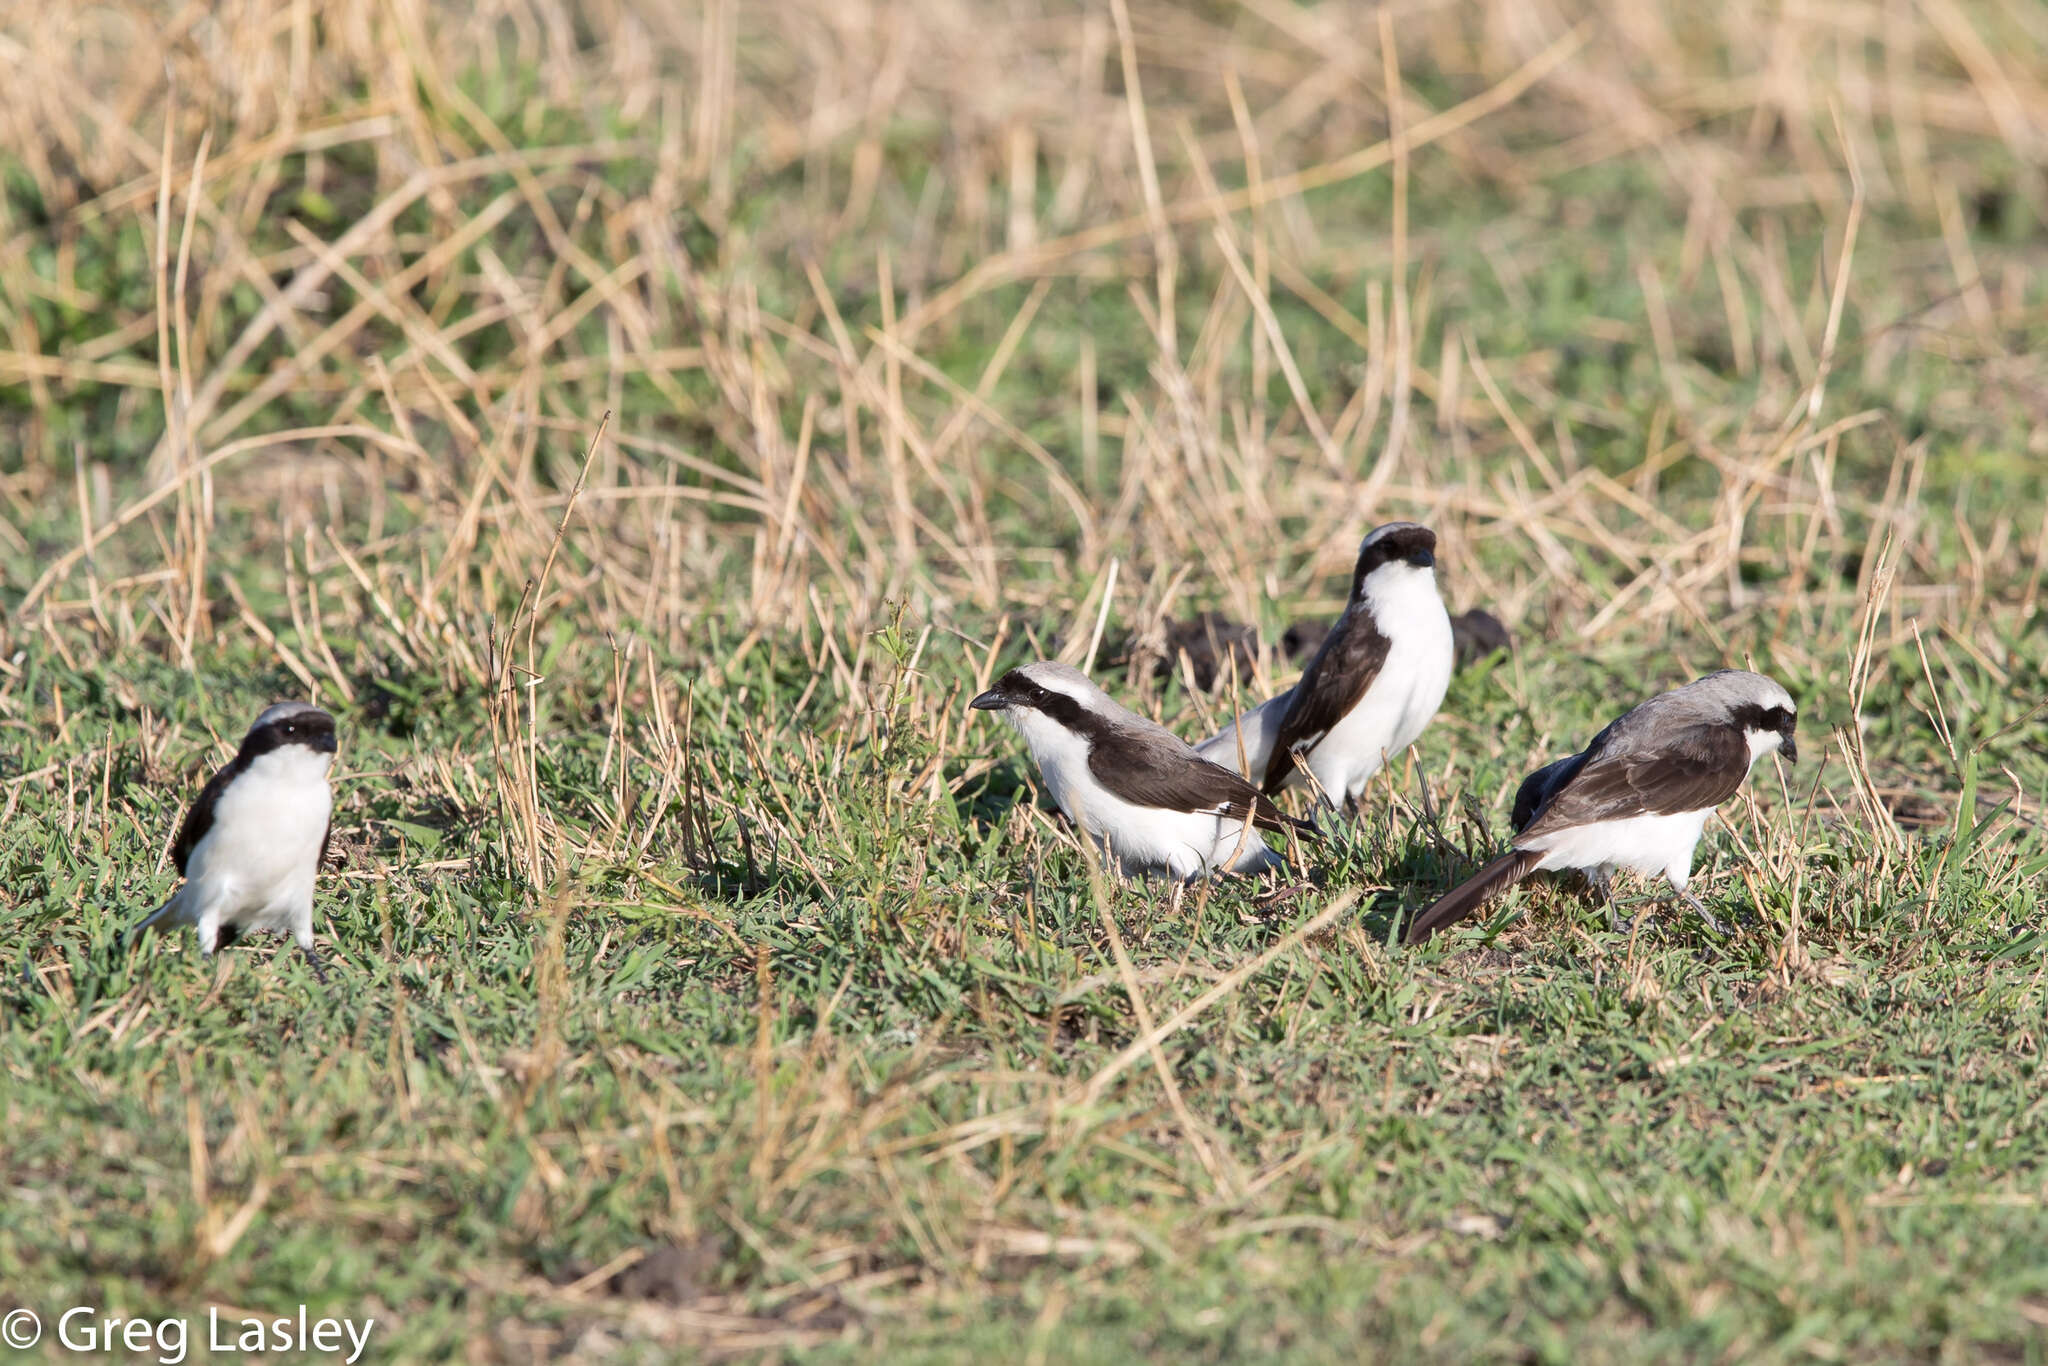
[1780,728,1797,764]
[970,687,1009,712]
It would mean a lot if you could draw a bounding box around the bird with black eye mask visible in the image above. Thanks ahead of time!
[130,702,340,979]
[1198,521,1454,812]
[1405,670,1797,945]
[972,661,1316,892]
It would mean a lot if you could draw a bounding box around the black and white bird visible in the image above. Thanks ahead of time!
[1197,522,1454,808]
[130,702,338,976]
[1403,669,1796,944]
[972,661,1314,880]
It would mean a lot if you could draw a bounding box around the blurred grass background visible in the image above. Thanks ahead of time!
[3,0,2047,1358]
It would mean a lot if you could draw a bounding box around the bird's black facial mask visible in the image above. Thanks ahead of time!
[1732,702,1796,763]
[969,671,1103,741]
[971,668,1033,711]
[972,669,1040,713]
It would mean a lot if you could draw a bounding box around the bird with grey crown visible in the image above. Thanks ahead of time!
[972,661,1315,883]
[1197,522,1454,810]
[1404,669,1796,945]
[130,701,339,978]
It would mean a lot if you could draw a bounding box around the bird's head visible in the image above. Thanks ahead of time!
[242,701,339,761]
[971,661,1098,715]
[1713,672,1798,765]
[971,662,1114,752]
[1349,522,1438,603]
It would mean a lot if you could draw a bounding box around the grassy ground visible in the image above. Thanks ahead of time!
[5,0,2048,1359]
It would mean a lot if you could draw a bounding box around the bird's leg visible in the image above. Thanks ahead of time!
[294,918,331,983]
[1607,890,1657,937]
[1680,889,1728,936]
[1585,867,1632,934]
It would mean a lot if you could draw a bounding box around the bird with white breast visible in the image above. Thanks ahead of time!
[1197,521,1454,810]
[130,701,339,978]
[1403,669,1797,944]
[972,661,1315,882]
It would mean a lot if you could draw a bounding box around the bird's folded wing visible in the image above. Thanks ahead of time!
[170,759,243,875]
[1091,728,1309,836]
[1260,617,1390,792]
[1520,722,1750,838]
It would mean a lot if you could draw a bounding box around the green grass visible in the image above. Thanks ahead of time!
[6,632,2045,1360]
[5,1,2048,1359]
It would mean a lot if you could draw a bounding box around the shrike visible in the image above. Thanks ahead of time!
[131,702,338,977]
[972,661,1314,880]
[1197,522,1454,808]
[1403,670,1796,944]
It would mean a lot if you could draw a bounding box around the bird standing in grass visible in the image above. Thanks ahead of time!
[1403,670,1796,944]
[130,702,338,978]
[972,661,1314,882]
[1197,522,1454,810]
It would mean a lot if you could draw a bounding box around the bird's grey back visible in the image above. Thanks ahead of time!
[1593,670,1786,755]
[1100,690,1203,756]
[1017,659,1284,777]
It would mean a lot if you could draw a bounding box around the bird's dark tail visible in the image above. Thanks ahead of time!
[1248,792,1321,843]
[1403,848,1543,945]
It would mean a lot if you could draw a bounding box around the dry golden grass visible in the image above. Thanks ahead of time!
[3,0,2042,638]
